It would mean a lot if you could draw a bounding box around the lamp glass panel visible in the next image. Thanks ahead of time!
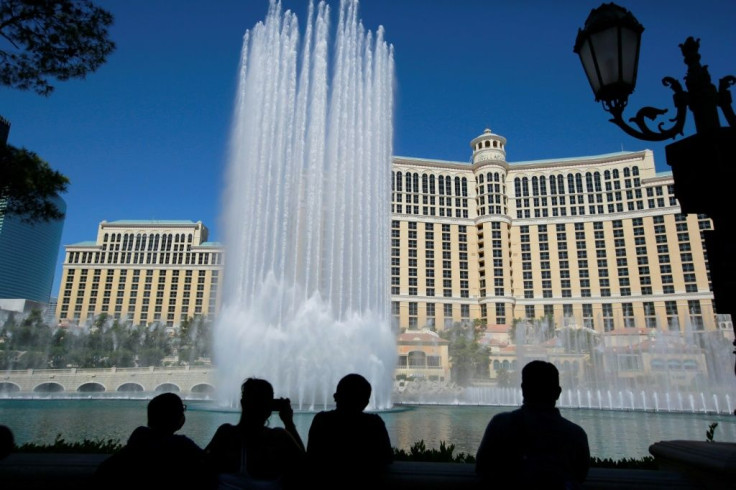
[579,39,601,94]
[590,27,620,86]
[620,28,640,86]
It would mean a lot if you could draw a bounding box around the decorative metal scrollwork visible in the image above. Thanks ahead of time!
[604,77,688,142]
[600,37,734,142]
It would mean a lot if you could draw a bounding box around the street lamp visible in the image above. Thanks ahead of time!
[574,2,735,141]
[574,2,736,378]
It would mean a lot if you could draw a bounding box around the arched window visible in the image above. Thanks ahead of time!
[521,177,529,197]
[122,234,129,250]
[557,175,565,195]
[454,176,461,196]
[586,172,594,192]
[623,167,631,177]
[550,175,557,194]
[514,177,522,197]
[391,171,395,191]
[531,176,539,196]
[429,175,435,193]
[632,166,640,176]
[438,176,445,195]
[539,176,547,195]
[445,176,452,196]
[413,173,419,192]
[405,172,412,192]
[567,174,576,194]
[422,174,428,193]
[478,174,484,184]
[461,177,468,197]
[612,169,619,179]
[396,172,403,191]
[575,173,584,193]
[604,170,611,180]
[594,172,602,191]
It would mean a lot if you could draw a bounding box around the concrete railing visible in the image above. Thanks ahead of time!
[0,366,215,394]
[0,453,710,490]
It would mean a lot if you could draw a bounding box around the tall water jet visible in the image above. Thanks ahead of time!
[214,0,396,410]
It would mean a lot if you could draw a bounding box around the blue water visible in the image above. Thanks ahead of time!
[1,399,734,460]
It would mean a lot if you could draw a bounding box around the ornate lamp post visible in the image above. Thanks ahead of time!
[574,3,736,376]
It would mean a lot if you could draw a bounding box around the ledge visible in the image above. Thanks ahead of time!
[649,440,736,490]
[0,453,705,490]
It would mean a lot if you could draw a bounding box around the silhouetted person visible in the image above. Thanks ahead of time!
[0,425,14,460]
[95,392,216,490]
[475,360,590,489]
[307,373,393,490]
[206,377,305,489]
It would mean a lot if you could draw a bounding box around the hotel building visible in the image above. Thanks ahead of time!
[56,220,224,327]
[57,129,720,341]
[390,129,717,335]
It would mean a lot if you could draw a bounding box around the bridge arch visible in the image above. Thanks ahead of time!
[154,383,180,393]
[191,383,216,395]
[0,382,20,393]
[117,383,144,393]
[34,382,64,393]
[78,382,106,393]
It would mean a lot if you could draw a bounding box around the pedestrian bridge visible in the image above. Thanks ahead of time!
[0,367,216,396]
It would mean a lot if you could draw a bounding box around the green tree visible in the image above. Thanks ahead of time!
[440,320,490,386]
[0,0,115,96]
[0,141,69,222]
[496,366,512,387]
[0,310,52,368]
[13,309,51,350]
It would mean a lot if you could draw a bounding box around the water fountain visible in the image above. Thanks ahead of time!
[456,314,735,414]
[213,0,396,410]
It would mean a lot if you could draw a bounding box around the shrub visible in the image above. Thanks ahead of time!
[16,434,122,454]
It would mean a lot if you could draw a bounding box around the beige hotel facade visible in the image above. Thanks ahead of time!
[390,129,716,335]
[56,220,223,327]
[57,129,719,339]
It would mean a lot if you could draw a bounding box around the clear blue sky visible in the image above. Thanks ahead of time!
[1,0,734,298]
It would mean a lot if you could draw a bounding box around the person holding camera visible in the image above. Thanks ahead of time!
[205,377,305,489]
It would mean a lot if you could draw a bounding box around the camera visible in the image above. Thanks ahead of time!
[271,397,289,412]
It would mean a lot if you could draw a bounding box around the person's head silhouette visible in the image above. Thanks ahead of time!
[334,373,371,412]
[147,392,187,434]
[240,377,274,426]
[521,360,562,408]
[0,425,14,460]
